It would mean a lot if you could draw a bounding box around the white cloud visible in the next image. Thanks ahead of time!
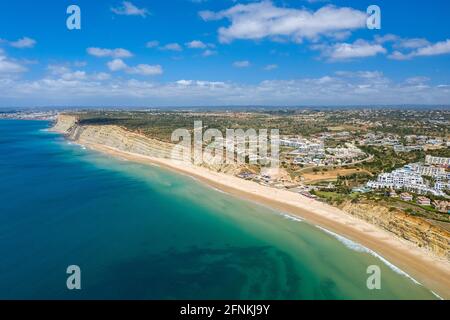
[60,71,87,81]
[111,1,149,17]
[128,64,163,76]
[404,76,430,85]
[389,39,450,60]
[233,60,250,68]
[0,51,27,74]
[388,51,409,61]
[335,70,385,80]
[107,59,163,76]
[146,40,160,48]
[374,34,399,44]
[175,80,226,88]
[199,2,366,43]
[107,59,128,71]
[47,62,92,78]
[395,38,430,49]
[47,63,110,82]
[87,47,133,58]
[264,64,278,71]
[315,40,386,60]
[73,61,87,67]
[91,72,111,81]
[47,64,71,75]
[413,39,450,56]
[186,40,207,49]
[9,37,36,49]
[2,71,450,106]
[160,43,183,51]
[375,34,430,49]
[202,49,217,57]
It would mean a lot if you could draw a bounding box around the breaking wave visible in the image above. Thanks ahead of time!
[316,225,422,286]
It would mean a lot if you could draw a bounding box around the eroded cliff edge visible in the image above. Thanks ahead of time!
[340,202,449,259]
[52,114,178,160]
[52,114,450,260]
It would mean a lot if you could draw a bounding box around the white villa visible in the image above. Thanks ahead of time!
[367,166,446,196]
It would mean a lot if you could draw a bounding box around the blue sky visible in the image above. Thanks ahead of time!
[0,0,449,107]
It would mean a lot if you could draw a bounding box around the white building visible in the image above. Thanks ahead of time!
[435,181,450,192]
[367,168,424,189]
[408,164,446,178]
[367,166,445,196]
[425,155,450,167]
[326,145,365,160]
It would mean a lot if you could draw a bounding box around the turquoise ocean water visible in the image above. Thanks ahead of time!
[0,120,438,299]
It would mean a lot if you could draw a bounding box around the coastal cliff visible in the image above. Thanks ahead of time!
[52,114,450,260]
[52,114,180,160]
[340,202,450,259]
[51,114,78,133]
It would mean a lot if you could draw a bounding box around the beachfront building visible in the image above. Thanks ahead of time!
[400,193,413,202]
[237,172,255,180]
[417,196,431,206]
[432,200,450,214]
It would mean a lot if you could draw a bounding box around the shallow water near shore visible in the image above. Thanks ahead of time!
[0,120,438,299]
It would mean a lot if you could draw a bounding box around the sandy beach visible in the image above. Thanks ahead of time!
[79,140,450,299]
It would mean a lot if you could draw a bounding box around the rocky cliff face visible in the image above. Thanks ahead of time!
[340,202,450,259]
[53,114,181,160]
[51,114,78,133]
[53,114,248,174]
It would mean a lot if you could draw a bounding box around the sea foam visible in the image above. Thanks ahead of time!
[315,225,423,286]
[280,212,304,222]
[431,291,444,300]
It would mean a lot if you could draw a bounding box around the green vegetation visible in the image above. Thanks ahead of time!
[357,146,425,175]
[73,110,331,141]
